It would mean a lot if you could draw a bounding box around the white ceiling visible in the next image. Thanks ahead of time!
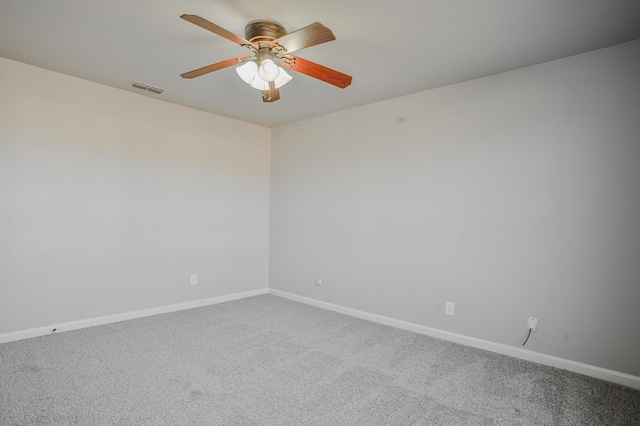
[1,0,639,128]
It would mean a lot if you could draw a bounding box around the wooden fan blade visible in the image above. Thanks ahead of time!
[271,22,335,54]
[282,55,352,88]
[181,56,249,79]
[181,14,255,49]
[262,81,280,102]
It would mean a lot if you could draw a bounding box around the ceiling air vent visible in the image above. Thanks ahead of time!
[129,81,165,95]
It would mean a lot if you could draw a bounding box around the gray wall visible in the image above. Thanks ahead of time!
[269,40,640,376]
[0,57,271,334]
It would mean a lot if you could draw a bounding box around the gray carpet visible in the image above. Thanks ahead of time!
[1,294,639,425]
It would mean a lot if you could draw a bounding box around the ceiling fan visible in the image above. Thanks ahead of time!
[180,14,352,102]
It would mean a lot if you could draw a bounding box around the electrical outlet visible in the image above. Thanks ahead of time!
[445,301,455,316]
[527,316,538,332]
[316,279,322,285]
[190,274,198,286]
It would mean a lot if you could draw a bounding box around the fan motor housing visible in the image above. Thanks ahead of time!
[245,21,286,44]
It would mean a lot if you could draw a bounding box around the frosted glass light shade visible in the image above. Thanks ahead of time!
[236,61,258,85]
[236,60,292,91]
[258,59,279,82]
[250,77,270,91]
[273,67,292,88]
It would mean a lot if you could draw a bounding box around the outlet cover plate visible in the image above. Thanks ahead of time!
[445,301,454,316]
[527,316,538,332]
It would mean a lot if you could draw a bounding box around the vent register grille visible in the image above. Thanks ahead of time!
[129,81,165,95]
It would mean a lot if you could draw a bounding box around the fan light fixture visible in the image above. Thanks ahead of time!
[179,15,352,102]
[236,60,292,91]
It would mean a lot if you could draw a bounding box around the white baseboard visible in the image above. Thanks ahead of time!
[0,288,268,344]
[268,288,640,390]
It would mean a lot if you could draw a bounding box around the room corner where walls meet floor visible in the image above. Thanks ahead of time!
[2,287,638,391]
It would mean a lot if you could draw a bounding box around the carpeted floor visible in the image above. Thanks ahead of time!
[1,294,639,425]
